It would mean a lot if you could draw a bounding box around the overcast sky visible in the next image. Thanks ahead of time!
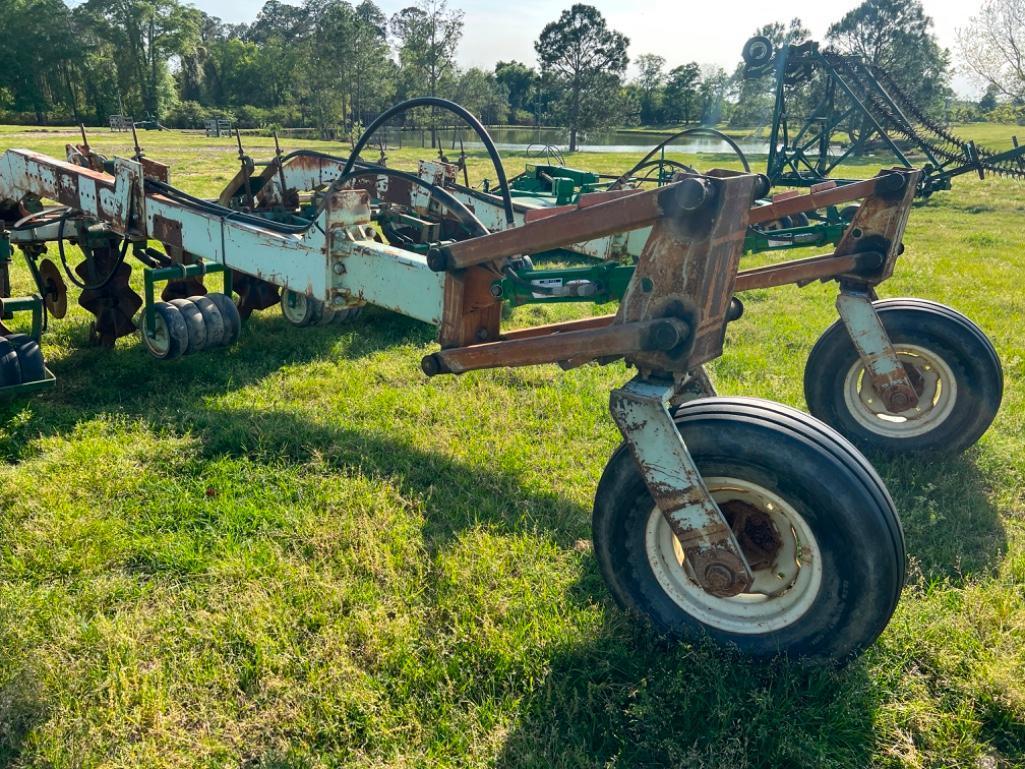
[187,0,982,96]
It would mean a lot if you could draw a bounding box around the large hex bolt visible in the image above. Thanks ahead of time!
[702,563,741,596]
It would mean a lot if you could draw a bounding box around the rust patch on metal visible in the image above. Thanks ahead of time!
[140,157,170,183]
[684,545,752,597]
[55,172,81,209]
[152,215,183,248]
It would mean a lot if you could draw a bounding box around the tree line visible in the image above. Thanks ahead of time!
[0,0,1012,143]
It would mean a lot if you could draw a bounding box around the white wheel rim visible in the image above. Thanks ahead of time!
[645,477,823,634]
[144,315,170,356]
[842,344,957,438]
[282,291,309,324]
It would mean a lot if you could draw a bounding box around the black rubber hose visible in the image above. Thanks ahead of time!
[150,165,486,239]
[57,203,132,292]
[609,128,752,190]
[145,179,312,234]
[342,97,515,227]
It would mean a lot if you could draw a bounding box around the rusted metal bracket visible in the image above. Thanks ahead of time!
[669,367,718,406]
[616,171,757,375]
[836,287,917,412]
[610,376,753,597]
[831,168,920,285]
[112,158,145,236]
[422,317,689,375]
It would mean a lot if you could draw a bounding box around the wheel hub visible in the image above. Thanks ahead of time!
[721,499,784,571]
[844,344,957,438]
[645,477,823,634]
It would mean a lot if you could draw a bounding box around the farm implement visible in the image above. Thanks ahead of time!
[222,98,999,455]
[0,106,921,662]
[0,93,1010,661]
[741,36,1025,196]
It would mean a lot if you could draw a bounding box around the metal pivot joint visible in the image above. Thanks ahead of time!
[609,376,754,597]
[835,287,917,412]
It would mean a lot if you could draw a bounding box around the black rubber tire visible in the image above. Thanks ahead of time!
[593,397,904,663]
[168,298,208,353]
[188,295,225,348]
[280,289,323,327]
[804,299,1003,454]
[742,36,774,69]
[142,301,189,360]
[333,306,363,324]
[316,303,337,325]
[207,293,241,346]
[5,334,45,383]
[0,337,22,386]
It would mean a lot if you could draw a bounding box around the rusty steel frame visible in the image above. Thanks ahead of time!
[0,147,766,600]
[0,147,762,378]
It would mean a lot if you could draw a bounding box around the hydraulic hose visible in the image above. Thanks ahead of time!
[343,97,515,227]
[57,198,133,292]
[610,128,752,190]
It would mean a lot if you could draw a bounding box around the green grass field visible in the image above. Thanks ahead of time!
[0,125,1023,768]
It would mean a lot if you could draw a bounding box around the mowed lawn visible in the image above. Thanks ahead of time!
[0,125,1022,769]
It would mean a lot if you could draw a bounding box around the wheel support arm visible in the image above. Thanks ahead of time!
[610,376,753,597]
[836,288,918,413]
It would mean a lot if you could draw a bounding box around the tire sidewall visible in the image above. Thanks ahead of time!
[189,296,225,348]
[207,293,241,346]
[6,334,45,383]
[169,298,208,352]
[144,302,189,360]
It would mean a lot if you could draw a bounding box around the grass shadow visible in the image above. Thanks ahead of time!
[0,306,434,457]
[0,664,47,765]
[192,401,591,549]
[875,452,1007,585]
[494,562,881,769]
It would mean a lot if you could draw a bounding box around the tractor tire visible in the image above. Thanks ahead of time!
[592,397,904,663]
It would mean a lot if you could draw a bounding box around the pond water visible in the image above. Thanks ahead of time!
[371,125,771,156]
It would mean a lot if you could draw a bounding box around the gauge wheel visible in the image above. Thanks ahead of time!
[207,293,241,347]
[281,289,324,327]
[0,337,22,385]
[188,295,225,348]
[142,301,189,360]
[592,397,904,662]
[804,298,1002,454]
[742,36,774,69]
[168,298,209,353]
[5,334,45,382]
